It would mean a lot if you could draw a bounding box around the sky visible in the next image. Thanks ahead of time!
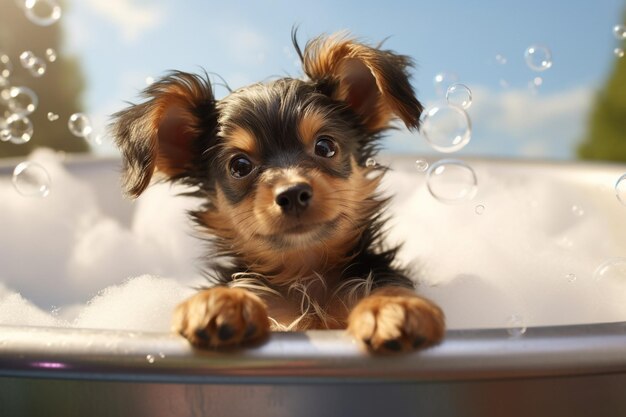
[28,0,626,159]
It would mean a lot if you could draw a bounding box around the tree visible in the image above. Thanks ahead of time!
[0,0,89,158]
[578,15,626,162]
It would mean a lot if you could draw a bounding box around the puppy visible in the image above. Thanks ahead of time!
[111,32,444,354]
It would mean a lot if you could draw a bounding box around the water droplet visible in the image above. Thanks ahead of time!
[414,159,429,172]
[566,273,577,283]
[614,48,624,59]
[6,86,38,115]
[495,54,507,65]
[571,204,584,216]
[365,158,377,168]
[47,112,59,121]
[524,45,552,72]
[446,83,472,109]
[23,0,62,26]
[421,104,471,153]
[45,48,57,62]
[12,161,51,197]
[145,76,155,86]
[19,51,36,69]
[506,315,527,338]
[616,174,626,206]
[613,24,626,40]
[426,159,478,204]
[433,72,458,96]
[26,57,46,77]
[594,258,626,282]
[499,79,510,89]
[2,114,33,144]
[0,54,12,79]
[146,354,155,364]
[475,204,485,215]
[68,113,92,137]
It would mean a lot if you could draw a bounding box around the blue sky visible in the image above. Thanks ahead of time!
[55,0,626,159]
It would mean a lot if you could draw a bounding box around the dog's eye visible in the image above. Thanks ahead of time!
[314,136,337,158]
[229,156,253,178]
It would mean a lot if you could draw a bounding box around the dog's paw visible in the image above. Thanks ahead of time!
[347,289,445,354]
[172,287,270,349]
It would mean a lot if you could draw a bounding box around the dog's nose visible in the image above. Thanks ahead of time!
[275,183,313,214]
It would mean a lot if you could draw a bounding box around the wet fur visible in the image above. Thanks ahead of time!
[111,31,444,352]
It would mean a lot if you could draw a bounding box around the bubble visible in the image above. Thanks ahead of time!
[524,45,552,72]
[414,159,429,172]
[614,48,624,59]
[446,83,472,109]
[26,57,46,77]
[45,48,57,62]
[47,112,59,121]
[571,204,584,217]
[616,174,626,205]
[506,315,527,338]
[2,114,33,144]
[475,204,485,215]
[6,86,38,115]
[23,0,62,26]
[426,159,478,204]
[495,54,507,65]
[433,72,458,96]
[594,258,626,282]
[566,273,577,283]
[146,354,155,364]
[0,54,12,79]
[68,113,93,137]
[613,24,626,40]
[12,162,51,198]
[421,104,472,153]
[19,51,36,68]
[365,158,377,168]
[145,76,155,86]
[499,79,510,89]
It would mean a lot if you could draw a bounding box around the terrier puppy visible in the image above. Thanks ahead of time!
[111,32,445,353]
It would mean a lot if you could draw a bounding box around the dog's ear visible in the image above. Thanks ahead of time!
[110,71,217,198]
[299,33,423,133]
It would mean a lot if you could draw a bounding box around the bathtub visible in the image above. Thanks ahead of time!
[1,155,626,416]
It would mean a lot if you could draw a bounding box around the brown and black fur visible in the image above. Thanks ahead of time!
[110,31,444,353]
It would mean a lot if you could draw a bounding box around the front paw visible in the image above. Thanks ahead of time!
[172,287,270,349]
[347,289,445,354]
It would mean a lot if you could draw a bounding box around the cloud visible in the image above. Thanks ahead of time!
[387,85,595,159]
[85,0,165,43]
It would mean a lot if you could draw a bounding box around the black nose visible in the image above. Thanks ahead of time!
[275,183,313,214]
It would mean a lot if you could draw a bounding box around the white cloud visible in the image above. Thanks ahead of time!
[85,0,165,43]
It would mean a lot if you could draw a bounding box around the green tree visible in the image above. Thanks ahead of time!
[0,0,89,158]
[578,15,626,161]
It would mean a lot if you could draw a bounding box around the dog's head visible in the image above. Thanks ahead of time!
[111,33,423,274]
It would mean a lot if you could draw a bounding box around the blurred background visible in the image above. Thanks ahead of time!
[1,0,625,161]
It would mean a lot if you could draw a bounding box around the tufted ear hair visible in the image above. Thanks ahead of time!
[297,32,423,134]
[110,71,217,198]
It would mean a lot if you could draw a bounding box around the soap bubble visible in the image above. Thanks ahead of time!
[6,86,38,115]
[12,161,51,197]
[446,83,472,109]
[571,204,584,217]
[24,0,62,26]
[145,76,155,86]
[45,48,57,62]
[426,159,478,204]
[68,113,93,137]
[414,159,429,172]
[19,51,36,68]
[47,112,59,121]
[495,54,507,65]
[2,114,33,144]
[146,354,155,364]
[616,174,626,205]
[613,25,626,40]
[0,54,12,79]
[524,45,552,72]
[475,204,485,215]
[594,258,626,282]
[433,72,458,96]
[506,314,527,338]
[365,158,377,168]
[421,104,472,153]
[566,273,577,283]
[615,48,624,59]
[27,57,46,77]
